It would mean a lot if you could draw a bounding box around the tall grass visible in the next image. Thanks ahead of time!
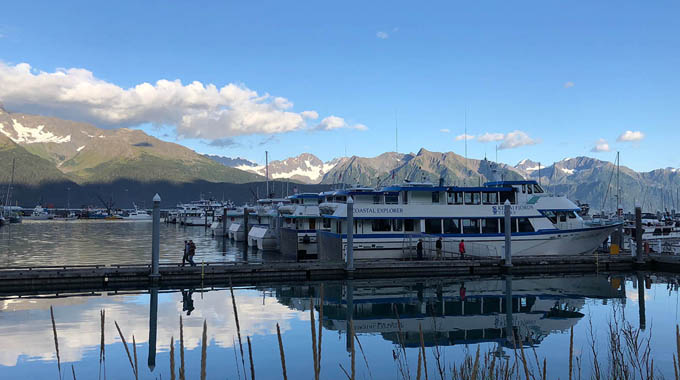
[50,306,62,380]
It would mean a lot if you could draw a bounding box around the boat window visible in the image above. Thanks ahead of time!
[392,219,403,232]
[443,218,461,234]
[432,192,440,203]
[446,191,455,205]
[522,184,526,193]
[404,219,415,232]
[543,211,557,224]
[323,218,331,229]
[500,218,519,233]
[482,192,498,205]
[455,192,464,204]
[373,195,382,204]
[568,211,577,219]
[499,191,516,205]
[462,219,480,234]
[464,192,473,204]
[425,218,442,234]
[481,218,499,234]
[371,219,392,232]
[309,219,316,230]
[527,185,533,194]
[559,212,567,222]
[518,218,535,232]
[534,184,544,193]
[472,192,481,205]
[385,194,399,204]
[337,196,347,202]
[402,192,408,204]
[336,220,342,234]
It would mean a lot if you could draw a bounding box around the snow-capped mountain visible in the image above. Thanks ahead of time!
[207,153,341,183]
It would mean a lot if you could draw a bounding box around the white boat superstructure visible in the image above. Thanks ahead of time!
[279,193,327,257]
[247,198,290,250]
[123,204,152,221]
[24,205,54,220]
[319,180,621,259]
[177,199,225,226]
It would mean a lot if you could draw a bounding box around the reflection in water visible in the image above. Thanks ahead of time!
[274,274,627,350]
[0,273,673,379]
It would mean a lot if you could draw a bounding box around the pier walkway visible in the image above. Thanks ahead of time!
[0,254,647,295]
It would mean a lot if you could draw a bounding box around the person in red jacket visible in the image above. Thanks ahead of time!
[459,239,466,259]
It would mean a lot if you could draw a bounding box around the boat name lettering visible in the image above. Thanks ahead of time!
[353,207,404,214]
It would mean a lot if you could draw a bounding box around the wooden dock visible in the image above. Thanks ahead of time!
[0,254,647,295]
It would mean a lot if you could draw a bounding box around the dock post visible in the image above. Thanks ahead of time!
[636,272,646,330]
[346,196,354,272]
[635,206,643,264]
[151,194,161,279]
[503,199,512,267]
[243,207,249,243]
[222,207,228,238]
[147,286,159,371]
[504,275,513,343]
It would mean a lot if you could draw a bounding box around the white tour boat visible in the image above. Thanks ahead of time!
[319,180,621,259]
[278,193,328,257]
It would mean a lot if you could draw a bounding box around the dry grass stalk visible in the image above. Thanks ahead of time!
[50,305,62,380]
[354,334,373,380]
[114,320,136,379]
[232,337,242,380]
[317,284,324,380]
[99,310,106,380]
[350,319,355,380]
[416,350,422,380]
[673,355,678,380]
[471,346,480,380]
[247,336,255,380]
[71,364,76,380]
[519,340,530,380]
[310,298,318,379]
[179,317,185,380]
[569,326,574,380]
[392,305,411,380]
[170,336,176,380]
[339,363,351,380]
[201,320,208,380]
[676,325,680,380]
[132,335,139,380]
[276,323,288,380]
[419,324,429,380]
[230,281,247,378]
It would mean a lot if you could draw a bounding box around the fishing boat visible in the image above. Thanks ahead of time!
[318,180,621,259]
[23,205,54,220]
[122,204,152,221]
[278,193,327,257]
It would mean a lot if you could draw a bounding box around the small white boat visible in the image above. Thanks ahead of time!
[123,204,152,221]
[23,205,54,220]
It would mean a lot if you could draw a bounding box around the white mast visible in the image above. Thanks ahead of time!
[464,108,468,186]
[265,151,269,198]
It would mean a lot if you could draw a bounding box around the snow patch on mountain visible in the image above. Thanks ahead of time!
[0,119,71,144]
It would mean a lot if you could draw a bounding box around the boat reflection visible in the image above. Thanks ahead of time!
[272,274,627,349]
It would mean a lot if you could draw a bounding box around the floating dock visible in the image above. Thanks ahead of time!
[0,254,658,295]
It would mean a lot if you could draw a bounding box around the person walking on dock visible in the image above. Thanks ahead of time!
[416,239,424,260]
[182,240,189,266]
[459,239,466,259]
[436,237,443,259]
[187,240,197,266]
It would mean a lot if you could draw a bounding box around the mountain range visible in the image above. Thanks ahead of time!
[1,107,679,211]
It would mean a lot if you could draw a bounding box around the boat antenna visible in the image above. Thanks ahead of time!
[616,151,620,214]
[464,108,468,186]
[538,162,541,187]
[395,109,398,155]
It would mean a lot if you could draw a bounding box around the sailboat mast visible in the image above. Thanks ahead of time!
[464,109,468,185]
[265,151,269,198]
[616,151,620,213]
[4,158,16,215]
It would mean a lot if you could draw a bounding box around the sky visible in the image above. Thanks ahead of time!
[0,1,678,171]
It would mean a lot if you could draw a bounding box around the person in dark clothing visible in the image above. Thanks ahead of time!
[182,240,189,266]
[187,240,197,266]
[182,289,195,316]
[436,237,443,259]
[459,239,466,259]
[416,239,423,260]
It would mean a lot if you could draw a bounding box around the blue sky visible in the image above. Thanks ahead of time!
[0,1,678,171]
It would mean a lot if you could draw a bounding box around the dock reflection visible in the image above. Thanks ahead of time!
[272,274,627,349]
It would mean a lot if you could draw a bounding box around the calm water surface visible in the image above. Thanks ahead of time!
[1,222,680,379]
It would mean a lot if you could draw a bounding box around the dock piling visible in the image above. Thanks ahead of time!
[147,286,158,371]
[346,197,354,272]
[504,200,512,267]
[635,206,643,264]
[151,194,161,279]
[222,207,228,238]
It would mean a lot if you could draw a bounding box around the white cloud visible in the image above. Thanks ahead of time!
[455,133,475,141]
[498,130,539,150]
[439,128,450,133]
[314,115,367,131]
[477,132,505,143]
[617,130,645,142]
[564,81,575,88]
[376,31,389,39]
[591,138,610,152]
[0,62,359,140]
